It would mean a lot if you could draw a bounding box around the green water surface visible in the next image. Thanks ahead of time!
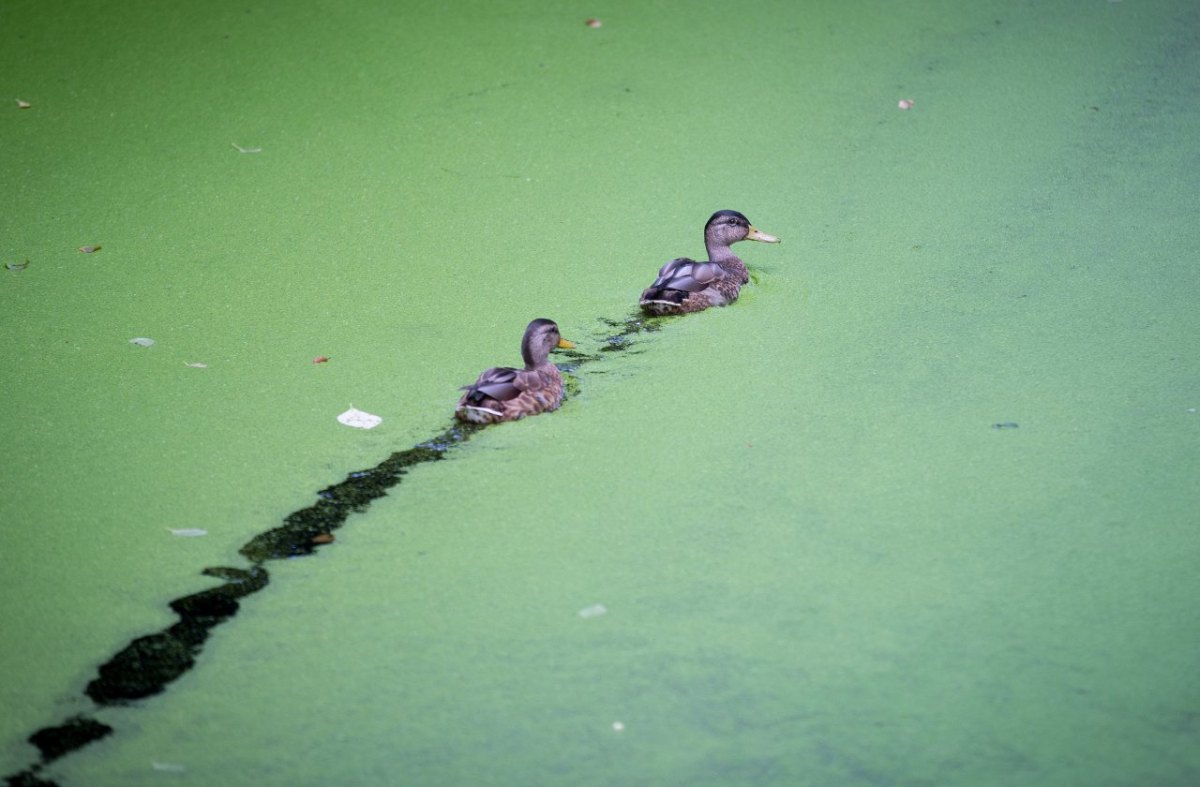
[2,0,1198,784]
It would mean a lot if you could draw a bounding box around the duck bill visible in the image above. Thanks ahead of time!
[747,226,780,243]
[557,338,576,349]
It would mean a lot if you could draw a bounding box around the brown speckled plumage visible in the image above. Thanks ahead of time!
[639,210,779,315]
[455,319,575,424]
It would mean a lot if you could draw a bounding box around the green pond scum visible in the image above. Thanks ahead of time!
[4,314,657,785]
[3,0,1199,785]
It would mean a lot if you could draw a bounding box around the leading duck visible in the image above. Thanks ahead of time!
[639,210,779,315]
[455,318,575,424]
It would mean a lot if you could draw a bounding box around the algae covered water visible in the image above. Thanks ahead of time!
[2,0,1198,784]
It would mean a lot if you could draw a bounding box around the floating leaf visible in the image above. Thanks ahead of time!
[167,528,208,537]
[231,142,263,154]
[129,337,155,347]
[313,355,329,364]
[585,18,602,28]
[5,260,28,271]
[337,406,381,429]
[79,245,101,253]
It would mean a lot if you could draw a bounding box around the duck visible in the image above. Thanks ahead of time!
[639,210,780,315]
[455,318,575,424]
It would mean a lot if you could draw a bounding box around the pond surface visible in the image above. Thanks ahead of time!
[2,0,1198,784]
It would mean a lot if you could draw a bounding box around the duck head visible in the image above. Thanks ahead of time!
[520,318,575,368]
[704,210,780,255]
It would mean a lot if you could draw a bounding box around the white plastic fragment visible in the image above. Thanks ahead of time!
[167,528,208,537]
[151,761,186,773]
[578,603,607,619]
[184,362,208,368]
[612,721,625,732]
[231,142,263,154]
[337,406,382,430]
[129,337,155,347]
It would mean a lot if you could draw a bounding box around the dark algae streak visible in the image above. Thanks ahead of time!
[4,314,662,787]
[84,566,269,705]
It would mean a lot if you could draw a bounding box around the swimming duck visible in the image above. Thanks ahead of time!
[639,210,780,315]
[455,318,575,424]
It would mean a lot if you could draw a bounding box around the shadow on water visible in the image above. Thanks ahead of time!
[4,313,664,787]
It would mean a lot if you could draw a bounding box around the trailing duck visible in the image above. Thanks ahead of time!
[455,319,575,424]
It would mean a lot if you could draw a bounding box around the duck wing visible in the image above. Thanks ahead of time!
[645,257,725,293]
[461,366,523,405]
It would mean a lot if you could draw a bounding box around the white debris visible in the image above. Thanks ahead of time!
[337,406,382,429]
[578,603,607,619]
[129,337,155,347]
[167,528,208,537]
[151,761,186,772]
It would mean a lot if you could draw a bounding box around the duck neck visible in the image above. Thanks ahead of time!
[706,239,740,265]
[521,342,544,370]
